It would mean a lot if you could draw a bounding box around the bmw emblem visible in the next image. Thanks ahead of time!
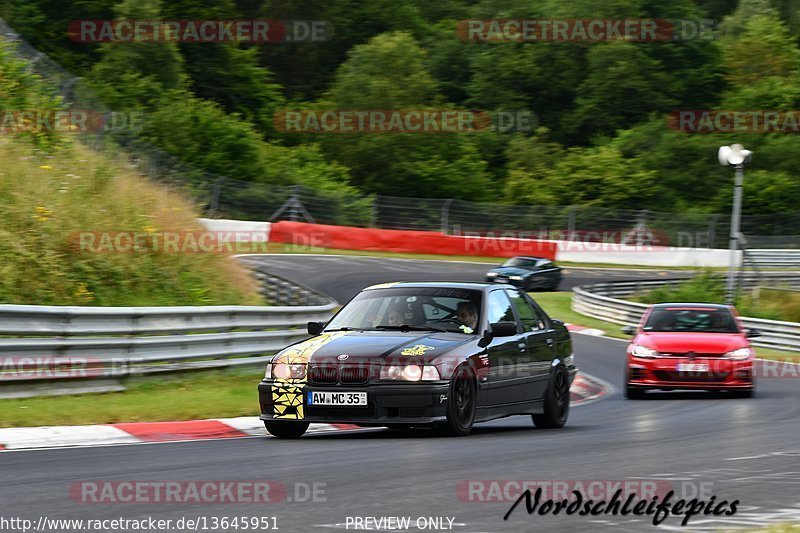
[337,354,349,361]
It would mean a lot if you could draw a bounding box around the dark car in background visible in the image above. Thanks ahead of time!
[485,256,563,291]
[259,282,576,438]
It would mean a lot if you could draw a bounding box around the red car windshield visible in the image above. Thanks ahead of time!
[643,308,740,333]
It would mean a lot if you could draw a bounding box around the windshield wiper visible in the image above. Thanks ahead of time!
[375,324,450,333]
[325,327,367,332]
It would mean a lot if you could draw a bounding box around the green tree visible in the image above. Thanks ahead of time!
[87,0,186,109]
[721,9,799,87]
[567,42,677,143]
[318,31,493,199]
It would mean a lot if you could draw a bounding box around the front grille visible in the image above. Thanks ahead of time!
[309,365,338,383]
[654,371,728,383]
[661,353,725,358]
[308,364,373,384]
[341,366,370,384]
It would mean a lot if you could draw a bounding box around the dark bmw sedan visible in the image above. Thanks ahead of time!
[259,282,577,438]
[485,256,563,291]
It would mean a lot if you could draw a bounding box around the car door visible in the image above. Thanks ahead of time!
[505,288,554,400]
[484,289,528,406]
[534,260,560,289]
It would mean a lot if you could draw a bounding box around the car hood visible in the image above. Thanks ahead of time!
[275,330,473,365]
[488,266,532,276]
[636,332,746,354]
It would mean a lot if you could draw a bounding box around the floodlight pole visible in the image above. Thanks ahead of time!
[725,163,744,305]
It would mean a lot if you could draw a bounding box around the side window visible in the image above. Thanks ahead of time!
[506,289,544,332]
[487,290,516,325]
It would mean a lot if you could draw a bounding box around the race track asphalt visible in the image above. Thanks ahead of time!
[239,254,687,304]
[2,256,797,532]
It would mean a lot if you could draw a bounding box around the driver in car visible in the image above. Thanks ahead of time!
[456,302,478,331]
[387,305,405,327]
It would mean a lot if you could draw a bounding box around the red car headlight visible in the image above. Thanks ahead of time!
[631,345,659,359]
[725,348,753,360]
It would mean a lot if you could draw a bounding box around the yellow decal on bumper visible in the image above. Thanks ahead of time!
[271,331,349,419]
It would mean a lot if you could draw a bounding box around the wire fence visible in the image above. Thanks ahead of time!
[3,17,800,249]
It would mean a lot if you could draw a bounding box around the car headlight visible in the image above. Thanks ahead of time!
[510,275,523,281]
[486,272,498,277]
[270,362,306,379]
[380,365,441,381]
[725,347,752,360]
[631,345,659,358]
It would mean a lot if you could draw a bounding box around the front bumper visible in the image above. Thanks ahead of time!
[259,380,451,425]
[485,277,526,288]
[627,358,754,390]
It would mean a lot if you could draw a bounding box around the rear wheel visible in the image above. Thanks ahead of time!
[625,385,646,399]
[442,364,477,436]
[532,366,570,428]
[264,421,309,439]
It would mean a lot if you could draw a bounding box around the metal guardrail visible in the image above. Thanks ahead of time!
[0,302,337,393]
[572,278,800,351]
[745,249,800,269]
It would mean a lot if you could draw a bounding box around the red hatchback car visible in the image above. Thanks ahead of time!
[623,303,759,399]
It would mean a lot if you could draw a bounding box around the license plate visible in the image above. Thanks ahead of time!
[677,363,709,372]
[496,278,509,283]
[307,391,367,407]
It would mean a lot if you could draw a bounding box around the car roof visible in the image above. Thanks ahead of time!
[363,281,494,291]
[650,303,731,310]
[505,256,546,261]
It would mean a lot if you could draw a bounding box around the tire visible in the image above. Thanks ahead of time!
[625,385,646,399]
[532,366,570,428]
[731,388,754,398]
[264,421,309,439]
[442,364,477,436]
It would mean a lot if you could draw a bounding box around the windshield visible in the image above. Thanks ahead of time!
[502,257,537,268]
[326,287,482,334]
[643,308,740,333]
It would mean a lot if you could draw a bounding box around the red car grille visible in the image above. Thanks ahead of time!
[660,353,725,358]
[653,371,729,383]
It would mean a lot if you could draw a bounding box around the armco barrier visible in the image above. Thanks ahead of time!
[0,302,336,396]
[269,221,557,259]
[746,249,800,269]
[572,279,800,351]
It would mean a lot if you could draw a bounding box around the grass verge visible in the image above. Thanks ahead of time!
[250,243,694,270]
[0,139,261,305]
[0,368,263,428]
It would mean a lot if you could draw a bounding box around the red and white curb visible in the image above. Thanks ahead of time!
[566,323,606,336]
[0,376,607,452]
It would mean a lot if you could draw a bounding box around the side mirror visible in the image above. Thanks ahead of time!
[621,325,637,336]
[477,321,518,348]
[745,328,761,338]
[307,321,324,335]
[490,321,518,337]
